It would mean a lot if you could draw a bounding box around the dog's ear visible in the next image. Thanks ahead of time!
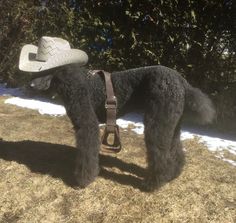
[30,75,53,90]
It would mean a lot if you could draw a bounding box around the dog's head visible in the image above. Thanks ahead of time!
[27,71,60,100]
[30,74,53,91]
[27,66,60,91]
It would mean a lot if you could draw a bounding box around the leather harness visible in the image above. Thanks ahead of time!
[88,70,121,153]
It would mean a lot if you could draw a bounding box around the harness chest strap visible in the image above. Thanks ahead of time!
[90,70,122,153]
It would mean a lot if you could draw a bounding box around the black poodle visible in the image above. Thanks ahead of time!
[30,64,215,191]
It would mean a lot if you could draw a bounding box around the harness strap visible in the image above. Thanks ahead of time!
[89,70,122,153]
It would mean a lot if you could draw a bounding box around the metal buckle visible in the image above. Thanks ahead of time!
[101,125,121,153]
[105,96,117,109]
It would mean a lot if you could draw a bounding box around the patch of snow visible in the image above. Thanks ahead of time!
[180,131,195,140]
[5,97,66,116]
[117,113,144,135]
[198,135,236,155]
[181,130,236,166]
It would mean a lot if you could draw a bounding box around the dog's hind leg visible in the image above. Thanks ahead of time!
[170,120,185,177]
[143,97,185,191]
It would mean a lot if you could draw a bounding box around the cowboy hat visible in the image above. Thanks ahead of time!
[19,36,88,72]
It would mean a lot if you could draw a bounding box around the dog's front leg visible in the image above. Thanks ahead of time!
[66,90,100,188]
[74,119,100,188]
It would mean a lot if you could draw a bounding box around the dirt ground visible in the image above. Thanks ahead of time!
[0,96,235,223]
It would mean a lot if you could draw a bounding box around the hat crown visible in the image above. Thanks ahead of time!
[36,36,71,61]
[19,36,88,72]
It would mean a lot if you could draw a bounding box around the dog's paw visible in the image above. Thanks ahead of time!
[74,172,96,189]
[141,180,157,192]
[74,165,100,189]
[141,176,163,192]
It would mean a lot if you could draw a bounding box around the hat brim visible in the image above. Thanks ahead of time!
[19,44,88,72]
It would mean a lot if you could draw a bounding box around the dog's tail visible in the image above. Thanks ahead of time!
[184,83,216,124]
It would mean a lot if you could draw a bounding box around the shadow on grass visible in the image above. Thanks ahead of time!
[0,140,146,190]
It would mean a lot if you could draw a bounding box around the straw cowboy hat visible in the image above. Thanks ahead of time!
[19,36,88,72]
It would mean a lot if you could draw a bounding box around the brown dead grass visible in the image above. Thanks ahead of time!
[0,96,235,223]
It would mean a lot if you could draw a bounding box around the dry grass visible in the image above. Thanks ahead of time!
[0,96,235,223]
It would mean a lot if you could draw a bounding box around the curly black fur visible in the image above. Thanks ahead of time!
[30,64,215,191]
